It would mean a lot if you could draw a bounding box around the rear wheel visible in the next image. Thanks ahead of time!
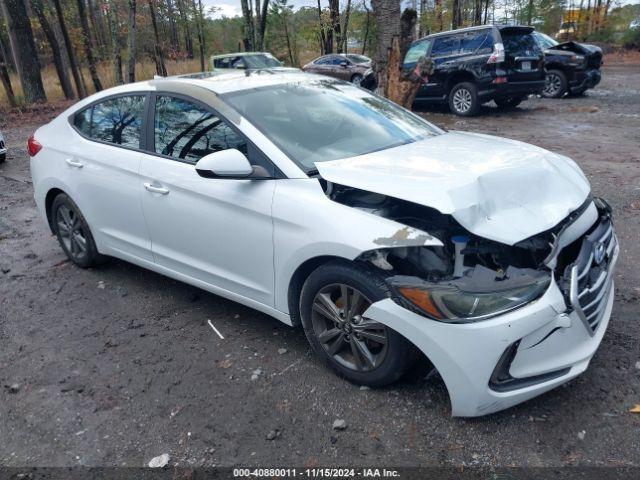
[300,261,415,387]
[448,82,480,116]
[542,70,567,98]
[0,153,5,163]
[351,73,364,86]
[51,193,104,268]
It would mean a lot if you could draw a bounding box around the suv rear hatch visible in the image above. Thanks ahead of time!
[498,26,544,84]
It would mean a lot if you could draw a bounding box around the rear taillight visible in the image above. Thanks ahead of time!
[487,42,505,64]
[28,134,42,156]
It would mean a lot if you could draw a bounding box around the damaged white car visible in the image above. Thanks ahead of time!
[29,71,618,416]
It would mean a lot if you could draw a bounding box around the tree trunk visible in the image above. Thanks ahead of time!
[107,0,124,84]
[361,1,370,54]
[316,0,328,54]
[329,0,341,53]
[240,0,253,51]
[52,0,85,97]
[75,0,103,92]
[527,0,533,25]
[257,0,269,51]
[474,0,483,25]
[176,0,194,57]
[147,0,168,75]
[165,0,181,52]
[371,0,401,96]
[435,0,443,32]
[282,7,293,65]
[0,33,17,107]
[341,0,352,53]
[128,0,137,82]
[192,0,204,71]
[31,0,74,99]
[451,0,460,29]
[1,0,47,103]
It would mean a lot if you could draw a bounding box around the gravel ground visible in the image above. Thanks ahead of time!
[1,58,639,468]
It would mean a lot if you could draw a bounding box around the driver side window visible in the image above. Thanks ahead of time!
[154,96,247,164]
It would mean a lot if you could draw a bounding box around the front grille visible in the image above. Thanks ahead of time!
[567,217,618,335]
[587,53,602,70]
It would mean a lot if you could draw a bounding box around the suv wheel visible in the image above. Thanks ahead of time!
[495,96,525,110]
[299,260,415,387]
[0,153,5,163]
[51,193,104,268]
[449,82,479,116]
[543,70,567,98]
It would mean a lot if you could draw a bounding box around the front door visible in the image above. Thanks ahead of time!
[139,94,276,306]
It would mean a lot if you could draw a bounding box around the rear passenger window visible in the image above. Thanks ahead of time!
[154,95,247,164]
[404,40,431,66]
[73,95,145,148]
[459,30,493,55]
[431,36,460,57]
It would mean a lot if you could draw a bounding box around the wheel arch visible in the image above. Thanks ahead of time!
[446,70,477,95]
[45,187,66,233]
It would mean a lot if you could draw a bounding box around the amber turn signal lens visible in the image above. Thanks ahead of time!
[397,287,443,319]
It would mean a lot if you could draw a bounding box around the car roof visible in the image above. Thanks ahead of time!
[210,52,273,59]
[416,24,533,42]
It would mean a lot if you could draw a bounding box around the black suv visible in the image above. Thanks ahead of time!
[533,32,602,98]
[403,25,545,116]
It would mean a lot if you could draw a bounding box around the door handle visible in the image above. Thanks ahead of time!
[144,182,170,195]
[65,158,83,168]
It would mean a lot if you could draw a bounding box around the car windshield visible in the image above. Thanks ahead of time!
[222,80,440,172]
[244,54,282,68]
[346,54,370,64]
[534,32,558,49]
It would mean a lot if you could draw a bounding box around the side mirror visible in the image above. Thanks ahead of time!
[195,149,254,179]
[340,61,348,67]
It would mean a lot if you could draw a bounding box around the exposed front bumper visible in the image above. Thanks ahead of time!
[364,240,618,417]
[570,69,601,93]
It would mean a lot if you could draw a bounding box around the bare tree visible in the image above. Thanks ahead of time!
[75,0,103,92]
[329,0,341,53]
[361,0,370,54]
[128,0,137,82]
[31,0,74,99]
[1,0,47,103]
[191,0,205,70]
[371,0,401,95]
[149,0,168,75]
[452,0,460,29]
[0,33,16,107]
[107,0,124,84]
[255,0,270,51]
[51,0,85,97]
[341,0,352,53]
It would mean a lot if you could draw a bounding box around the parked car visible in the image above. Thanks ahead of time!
[29,70,618,417]
[210,52,282,70]
[533,31,603,98]
[360,68,377,92]
[403,25,545,116]
[0,129,6,163]
[302,53,371,85]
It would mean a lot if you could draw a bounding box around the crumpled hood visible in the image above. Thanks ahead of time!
[316,131,590,245]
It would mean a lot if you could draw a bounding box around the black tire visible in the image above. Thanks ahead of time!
[495,96,525,110]
[542,69,567,98]
[0,153,6,163]
[351,73,364,86]
[448,82,480,116]
[568,88,587,97]
[300,260,415,387]
[51,193,104,268]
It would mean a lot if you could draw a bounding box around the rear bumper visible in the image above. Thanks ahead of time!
[479,80,545,100]
[570,69,601,92]
[364,255,616,417]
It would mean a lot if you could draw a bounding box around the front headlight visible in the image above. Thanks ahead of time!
[389,268,550,323]
[569,54,585,64]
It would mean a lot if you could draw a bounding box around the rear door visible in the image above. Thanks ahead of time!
[68,94,153,261]
[427,34,462,97]
[139,93,276,305]
[499,27,544,83]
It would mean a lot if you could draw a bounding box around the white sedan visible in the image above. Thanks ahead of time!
[29,71,618,416]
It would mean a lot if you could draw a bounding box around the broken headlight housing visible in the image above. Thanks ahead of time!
[388,267,551,323]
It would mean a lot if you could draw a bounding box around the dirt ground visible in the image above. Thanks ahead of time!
[1,57,640,469]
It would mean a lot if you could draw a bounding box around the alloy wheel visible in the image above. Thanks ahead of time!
[56,204,88,260]
[452,88,472,114]
[311,283,388,372]
[544,73,562,97]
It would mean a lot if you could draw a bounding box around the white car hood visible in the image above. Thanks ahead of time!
[316,131,590,245]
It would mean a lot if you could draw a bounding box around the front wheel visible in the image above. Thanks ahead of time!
[448,82,480,116]
[0,153,6,163]
[542,70,567,98]
[495,96,525,110]
[300,261,415,387]
[51,193,104,268]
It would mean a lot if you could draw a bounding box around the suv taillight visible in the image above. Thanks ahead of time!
[487,42,505,64]
[28,134,42,157]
